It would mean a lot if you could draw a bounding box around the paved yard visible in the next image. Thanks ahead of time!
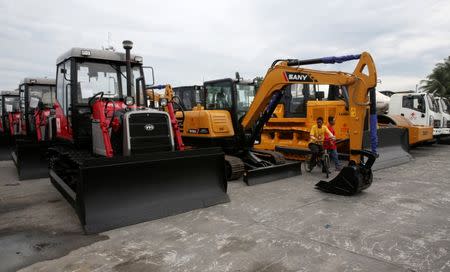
[0,144,449,272]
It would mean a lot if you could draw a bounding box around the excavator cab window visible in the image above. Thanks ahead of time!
[205,81,232,110]
[236,83,255,120]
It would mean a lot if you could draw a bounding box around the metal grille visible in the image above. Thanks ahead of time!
[128,112,172,154]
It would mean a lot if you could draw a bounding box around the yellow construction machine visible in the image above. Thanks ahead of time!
[253,53,417,172]
[181,53,379,194]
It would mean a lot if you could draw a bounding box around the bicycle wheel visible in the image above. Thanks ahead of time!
[323,154,331,178]
[305,156,314,172]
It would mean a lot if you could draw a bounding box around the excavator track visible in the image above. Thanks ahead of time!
[250,149,286,165]
[225,155,245,181]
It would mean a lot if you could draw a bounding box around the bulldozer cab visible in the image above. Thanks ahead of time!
[1,94,20,134]
[54,48,147,146]
[204,78,256,132]
[18,78,56,136]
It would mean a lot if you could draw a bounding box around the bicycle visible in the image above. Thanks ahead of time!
[305,141,332,178]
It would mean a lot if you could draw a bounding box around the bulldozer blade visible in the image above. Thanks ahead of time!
[0,135,13,160]
[50,147,229,234]
[315,149,375,196]
[363,127,411,171]
[244,160,301,186]
[12,139,50,180]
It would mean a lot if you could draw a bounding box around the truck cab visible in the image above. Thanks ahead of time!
[435,96,450,137]
[388,92,442,137]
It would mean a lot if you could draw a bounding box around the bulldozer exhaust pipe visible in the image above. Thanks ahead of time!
[123,40,133,97]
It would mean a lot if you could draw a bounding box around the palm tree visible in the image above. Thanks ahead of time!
[420,57,450,97]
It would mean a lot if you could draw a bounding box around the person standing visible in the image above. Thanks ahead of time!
[324,116,342,171]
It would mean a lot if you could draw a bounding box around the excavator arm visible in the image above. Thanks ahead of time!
[242,52,378,195]
[242,52,377,164]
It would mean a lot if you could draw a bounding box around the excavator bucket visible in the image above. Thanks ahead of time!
[49,147,229,234]
[316,150,376,195]
[363,127,411,171]
[11,139,50,180]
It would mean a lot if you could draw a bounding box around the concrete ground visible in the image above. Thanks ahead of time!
[0,145,449,272]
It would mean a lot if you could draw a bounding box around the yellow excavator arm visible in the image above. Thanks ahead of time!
[241,52,377,164]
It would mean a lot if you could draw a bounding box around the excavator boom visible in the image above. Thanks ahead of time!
[246,53,378,195]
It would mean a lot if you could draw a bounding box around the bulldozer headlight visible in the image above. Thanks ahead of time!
[160,98,168,107]
[134,56,143,63]
[81,50,91,56]
[125,96,135,106]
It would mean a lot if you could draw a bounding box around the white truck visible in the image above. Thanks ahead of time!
[379,91,443,138]
[435,96,450,138]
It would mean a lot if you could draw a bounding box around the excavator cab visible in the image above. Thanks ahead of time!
[181,77,302,185]
[11,78,56,180]
[48,41,229,233]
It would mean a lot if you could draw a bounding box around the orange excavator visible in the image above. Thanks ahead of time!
[181,53,378,194]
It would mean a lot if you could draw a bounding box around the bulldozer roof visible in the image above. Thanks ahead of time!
[56,48,143,64]
[20,77,56,86]
[0,90,19,96]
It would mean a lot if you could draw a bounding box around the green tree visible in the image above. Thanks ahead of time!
[420,56,450,97]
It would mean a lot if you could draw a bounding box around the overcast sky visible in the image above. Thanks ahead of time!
[0,0,449,91]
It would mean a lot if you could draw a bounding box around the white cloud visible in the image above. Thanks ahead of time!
[0,0,449,90]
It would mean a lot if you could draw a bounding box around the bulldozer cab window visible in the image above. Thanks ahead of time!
[57,61,71,115]
[28,85,56,107]
[236,83,255,120]
[120,65,145,106]
[77,62,120,103]
[4,97,20,112]
[19,85,25,112]
[205,82,232,110]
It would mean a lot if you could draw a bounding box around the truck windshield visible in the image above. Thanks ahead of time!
[426,95,436,112]
[77,61,142,104]
[29,85,56,106]
[441,98,450,114]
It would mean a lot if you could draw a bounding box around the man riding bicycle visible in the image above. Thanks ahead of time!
[308,117,335,171]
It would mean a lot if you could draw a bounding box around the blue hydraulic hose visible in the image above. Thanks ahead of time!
[369,88,378,154]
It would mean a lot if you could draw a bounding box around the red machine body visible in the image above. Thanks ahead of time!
[8,112,24,136]
[34,108,51,141]
[91,99,126,157]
